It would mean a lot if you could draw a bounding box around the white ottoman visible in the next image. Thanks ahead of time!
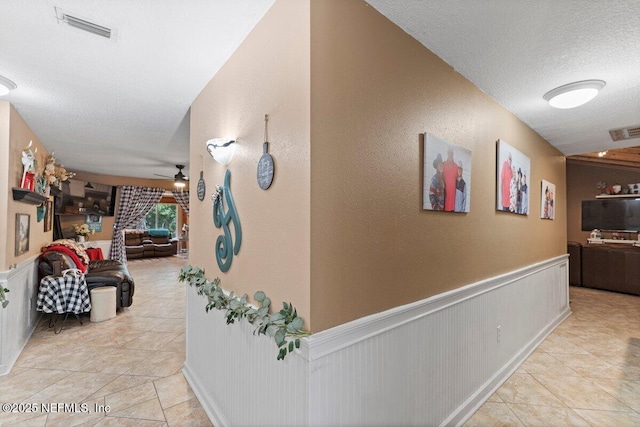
[90,287,116,322]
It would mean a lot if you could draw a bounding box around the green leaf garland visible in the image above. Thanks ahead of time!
[178,265,310,360]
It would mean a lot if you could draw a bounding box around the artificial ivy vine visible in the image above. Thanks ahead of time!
[0,287,9,308]
[178,265,310,360]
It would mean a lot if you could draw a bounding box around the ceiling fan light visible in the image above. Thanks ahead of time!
[0,75,17,96]
[174,180,186,188]
[543,80,605,109]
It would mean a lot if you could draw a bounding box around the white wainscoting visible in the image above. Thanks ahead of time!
[0,256,41,376]
[183,288,310,427]
[185,255,569,426]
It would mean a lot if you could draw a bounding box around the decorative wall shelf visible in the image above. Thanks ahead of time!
[588,238,640,247]
[595,194,640,199]
[12,188,48,205]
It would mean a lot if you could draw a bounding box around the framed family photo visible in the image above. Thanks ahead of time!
[541,180,556,220]
[423,133,472,213]
[496,140,530,215]
[15,213,30,256]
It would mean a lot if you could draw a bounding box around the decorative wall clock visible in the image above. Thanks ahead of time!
[197,171,206,201]
[257,114,274,190]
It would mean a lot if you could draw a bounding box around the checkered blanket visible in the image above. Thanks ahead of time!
[37,273,92,314]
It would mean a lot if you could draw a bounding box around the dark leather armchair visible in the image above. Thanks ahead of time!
[39,251,135,308]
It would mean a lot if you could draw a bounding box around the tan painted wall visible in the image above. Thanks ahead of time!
[189,0,311,323]
[566,160,640,243]
[309,1,567,331]
[6,105,51,269]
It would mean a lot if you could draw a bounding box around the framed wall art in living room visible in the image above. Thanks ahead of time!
[15,213,30,256]
[44,200,53,232]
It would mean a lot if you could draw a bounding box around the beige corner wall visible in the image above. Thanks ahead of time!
[189,0,311,323]
[566,160,640,243]
[309,1,567,331]
[5,105,51,270]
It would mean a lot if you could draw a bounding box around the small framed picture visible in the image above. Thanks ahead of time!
[86,214,103,233]
[541,180,556,220]
[15,213,30,256]
[44,200,53,232]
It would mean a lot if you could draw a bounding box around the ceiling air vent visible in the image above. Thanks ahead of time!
[55,7,112,39]
[610,125,640,142]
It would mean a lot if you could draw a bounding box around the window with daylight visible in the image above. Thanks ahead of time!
[140,203,177,236]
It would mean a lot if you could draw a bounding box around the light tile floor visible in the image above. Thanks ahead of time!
[0,256,213,427]
[4,260,640,427]
[465,286,640,427]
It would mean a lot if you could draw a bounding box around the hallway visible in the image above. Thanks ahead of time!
[0,256,212,426]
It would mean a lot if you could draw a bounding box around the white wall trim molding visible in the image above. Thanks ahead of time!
[185,255,569,426]
[0,255,41,376]
[304,255,569,361]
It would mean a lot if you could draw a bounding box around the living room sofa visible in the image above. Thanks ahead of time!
[124,229,178,260]
[569,242,640,296]
[39,240,135,308]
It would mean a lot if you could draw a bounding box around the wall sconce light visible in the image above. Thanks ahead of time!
[0,75,17,97]
[543,80,606,109]
[206,138,237,165]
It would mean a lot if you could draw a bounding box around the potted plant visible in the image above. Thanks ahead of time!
[74,223,94,243]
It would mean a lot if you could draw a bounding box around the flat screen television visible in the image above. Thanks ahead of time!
[54,179,117,216]
[581,198,640,232]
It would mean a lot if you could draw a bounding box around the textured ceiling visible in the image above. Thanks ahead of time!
[0,1,638,181]
[368,0,640,156]
[0,0,274,180]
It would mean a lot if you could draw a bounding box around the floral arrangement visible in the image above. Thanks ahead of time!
[43,153,75,187]
[74,223,94,237]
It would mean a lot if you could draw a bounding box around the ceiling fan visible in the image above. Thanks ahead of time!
[154,164,189,188]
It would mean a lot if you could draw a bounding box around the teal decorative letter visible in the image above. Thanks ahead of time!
[213,170,242,272]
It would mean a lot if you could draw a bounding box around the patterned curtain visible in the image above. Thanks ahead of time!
[109,186,165,262]
[171,190,189,215]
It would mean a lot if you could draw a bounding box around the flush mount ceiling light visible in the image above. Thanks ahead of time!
[206,139,237,165]
[0,75,17,96]
[543,80,606,109]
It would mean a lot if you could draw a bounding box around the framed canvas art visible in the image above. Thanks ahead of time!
[423,133,472,212]
[496,140,530,215]
[541,180,556,219]
[15,213,30,256]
